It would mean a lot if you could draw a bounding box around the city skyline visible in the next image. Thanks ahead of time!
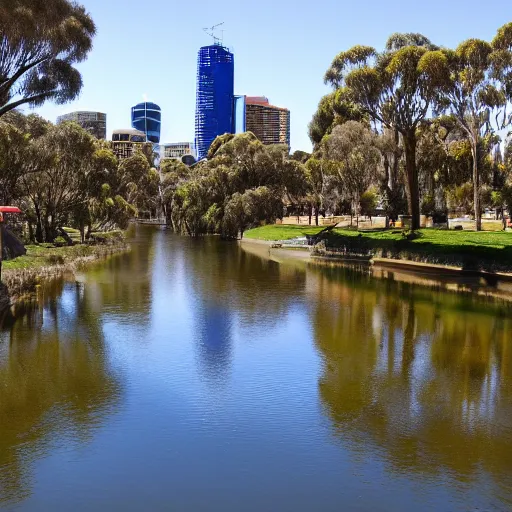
[29,0,510,152]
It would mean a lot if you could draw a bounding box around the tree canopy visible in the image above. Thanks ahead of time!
[0,0,96,117]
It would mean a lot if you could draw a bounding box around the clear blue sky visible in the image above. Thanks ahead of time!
[33,0,511,152]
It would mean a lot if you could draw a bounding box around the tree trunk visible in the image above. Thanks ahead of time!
[403,133,420,230]
[79,220,85,244]
[471,137,482,231]
[315,203,319,226]
[34,204,43,243]
[27,221,34,243]
[308,204,312,226]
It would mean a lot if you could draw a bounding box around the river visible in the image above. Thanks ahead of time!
[1,226,511,511]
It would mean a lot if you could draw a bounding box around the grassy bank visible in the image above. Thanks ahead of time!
[244,225,512,272]
[1,232,128,312]
[244,225,324,240]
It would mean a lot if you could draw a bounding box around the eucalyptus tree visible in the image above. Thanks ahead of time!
[117,151,160,215]
[324,34,442,229]
[171,133,306,237]
[0,0,96,117]
[327,121,381,227]
[376,128,406,226]
[308,89,365,149]
[19,121,98,241]
[0,120,28,204]
[418,28,512,229]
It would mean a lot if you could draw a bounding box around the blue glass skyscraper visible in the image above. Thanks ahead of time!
[195,45,234,160]
[131,102,161,144]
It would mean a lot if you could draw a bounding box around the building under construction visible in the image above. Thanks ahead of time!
[195,44,234,160]
[236,96,290,148]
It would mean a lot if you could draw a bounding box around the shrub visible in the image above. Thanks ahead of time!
[53,236,67,247]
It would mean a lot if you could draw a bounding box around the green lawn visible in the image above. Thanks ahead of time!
[2,244,95,270]
[244,225,324,240]
[244,225,512,271]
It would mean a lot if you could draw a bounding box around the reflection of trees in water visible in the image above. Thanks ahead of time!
[82,225,156,317]
[185,238,308,382]
[312,266,512,494]
[188,238,307,324]
[0,279,122,506]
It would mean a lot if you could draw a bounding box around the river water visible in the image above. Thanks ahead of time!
[1,226,512,511]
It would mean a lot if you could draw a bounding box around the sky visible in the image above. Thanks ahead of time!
[32,0,512,153]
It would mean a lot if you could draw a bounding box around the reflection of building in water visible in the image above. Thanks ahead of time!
[310,265,512,492]
[197,302,233,382]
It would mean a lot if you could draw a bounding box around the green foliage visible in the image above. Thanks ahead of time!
[326,121,381,220]
[323,33,442,229]
[0,111,157,242]
[0,0,96,117]
[446,182,474,214]
[360,189,379,217]
[421,194,436,217]
[53,236,67,247]
[168,133,306,238]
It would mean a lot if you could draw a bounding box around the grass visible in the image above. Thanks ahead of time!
[244,225,324,240]
[3,244,96,270]
[3,230,126,271]
[244,224,512,272]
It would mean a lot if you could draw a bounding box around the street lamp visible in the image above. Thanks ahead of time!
[0,206,22,281]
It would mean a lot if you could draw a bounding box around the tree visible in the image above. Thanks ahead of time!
[0,120,28,204]
[308,90,365,149]
[19,121,97,241]
[324,35,442,229]
[0,0,96,117]
[305,158,328,226]
[326,121,381,227]
[290,150,311,163]
[360,188,379,224]
[170,133,305,237]
[376,128,406,226]
[419,33,511,230]
[117,150,159,215]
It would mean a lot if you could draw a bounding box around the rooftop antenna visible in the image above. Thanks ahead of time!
[203,22,224,46]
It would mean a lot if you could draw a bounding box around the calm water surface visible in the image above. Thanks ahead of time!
[1,227,512,511]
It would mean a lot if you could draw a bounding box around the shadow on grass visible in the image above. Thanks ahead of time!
[322,231,512,273]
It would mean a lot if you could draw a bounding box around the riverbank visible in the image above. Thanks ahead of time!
[0,235,129,313]
[240,237,512,302]
[244,225,512,274]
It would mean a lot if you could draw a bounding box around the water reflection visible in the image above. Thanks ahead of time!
[310,265,512,503]
[1,230,512,510]
[0,227,157,507]
[0,283,122,506]
[185,238,308,382]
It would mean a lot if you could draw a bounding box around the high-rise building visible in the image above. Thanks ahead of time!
[131,102,161,144]
[161,142,196,160]
[235,96,290,148]
[56,111,107,139]
[111,128,147,160]
[195,44,234,160]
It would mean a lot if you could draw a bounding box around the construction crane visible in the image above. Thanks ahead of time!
[203,22,224,46]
